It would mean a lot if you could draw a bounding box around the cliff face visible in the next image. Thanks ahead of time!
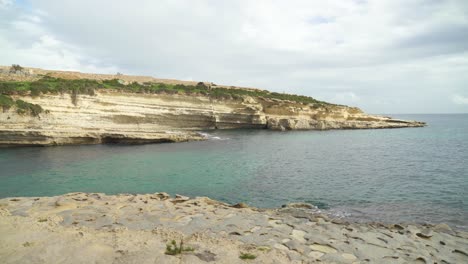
[0,67,425,146]
[0,91,424,146]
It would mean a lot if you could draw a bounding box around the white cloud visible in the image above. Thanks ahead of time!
[330,92,361,105]
[0,8,118,73]
[452,95,468,105]
[0,0,13,9]
[0,0,467,113]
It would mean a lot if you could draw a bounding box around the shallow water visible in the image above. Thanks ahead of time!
[1,114,467,229]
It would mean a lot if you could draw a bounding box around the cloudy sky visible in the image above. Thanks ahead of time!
[1,0,467,113]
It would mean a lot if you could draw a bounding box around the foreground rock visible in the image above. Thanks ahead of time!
[1,193,466,263]
[0,66,425,146]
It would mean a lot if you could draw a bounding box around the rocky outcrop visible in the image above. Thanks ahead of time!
[1,193,466,263]
[0,67,425,146]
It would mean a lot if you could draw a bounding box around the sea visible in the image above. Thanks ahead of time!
[1,114,467,230]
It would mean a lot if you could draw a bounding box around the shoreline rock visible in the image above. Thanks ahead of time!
[0,66,425,147]
[1,193,466,263]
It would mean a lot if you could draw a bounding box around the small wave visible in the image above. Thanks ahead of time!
[198,132,229,140]
[325,208,353,219]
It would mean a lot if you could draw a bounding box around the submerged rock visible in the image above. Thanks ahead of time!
[282,203,316,209]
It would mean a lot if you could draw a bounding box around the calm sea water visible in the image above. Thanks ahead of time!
[1,114,467,230]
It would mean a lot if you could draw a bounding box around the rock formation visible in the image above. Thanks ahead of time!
[0,66,425,146]
[1,193,466,263]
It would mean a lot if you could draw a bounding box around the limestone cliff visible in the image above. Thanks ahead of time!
[0,66,425,146]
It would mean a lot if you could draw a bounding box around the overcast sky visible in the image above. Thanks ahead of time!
[1,0,467,113]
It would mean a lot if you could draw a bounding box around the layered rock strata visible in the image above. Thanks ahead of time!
[0,92,425,146]
[0,67,425,146]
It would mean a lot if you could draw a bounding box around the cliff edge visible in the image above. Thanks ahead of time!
[0,65,425,146]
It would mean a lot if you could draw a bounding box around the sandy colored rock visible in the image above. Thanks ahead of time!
[1,193,466,263]
[309,244,338,254]
[0,66,425,147]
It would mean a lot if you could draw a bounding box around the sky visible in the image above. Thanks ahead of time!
[1,0,467,114]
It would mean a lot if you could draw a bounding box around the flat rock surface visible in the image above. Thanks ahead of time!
[1,193,467,263]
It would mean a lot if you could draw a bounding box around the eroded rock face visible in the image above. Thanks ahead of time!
[0,68,425,146]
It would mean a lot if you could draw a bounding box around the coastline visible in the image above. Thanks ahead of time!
[1,193,466,263]
[1,67,425,147]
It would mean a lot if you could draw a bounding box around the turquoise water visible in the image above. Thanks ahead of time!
[1,114,467,229]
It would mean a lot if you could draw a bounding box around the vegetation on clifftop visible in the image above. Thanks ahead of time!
[0,75,331,106]
[0,94,44,116]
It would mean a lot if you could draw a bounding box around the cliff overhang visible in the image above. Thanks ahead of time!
[0,66,425,146]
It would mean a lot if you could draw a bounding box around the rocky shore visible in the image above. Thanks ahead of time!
[1,193,466,263]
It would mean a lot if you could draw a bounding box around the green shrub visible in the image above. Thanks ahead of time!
[239,253,256,260]
[0,94,15,110]
[0,76,333,106]
[10,64,23,73]
[15,99,43,116]
[165,240,194,255]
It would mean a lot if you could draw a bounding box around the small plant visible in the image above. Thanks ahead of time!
[10,64,23,73]
[15,99,43,116]
[0,94,15,110]
[239,252,257,260]
[165,240,194,255]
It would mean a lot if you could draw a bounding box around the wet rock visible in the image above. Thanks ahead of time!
[282,203,315,209]
[231,203,249,209]
[175,194,187,199]
[433,223,453,234]
[172,195,190,204]
[278,208,314,220]
[154,192,170,200]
